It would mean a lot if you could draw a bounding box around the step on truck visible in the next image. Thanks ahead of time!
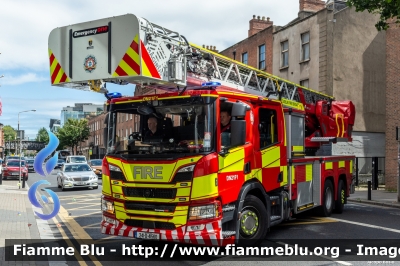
[48,13,356,246]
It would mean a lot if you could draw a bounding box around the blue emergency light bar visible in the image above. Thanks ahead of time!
[201,82,221,87]
[106,92,122,98]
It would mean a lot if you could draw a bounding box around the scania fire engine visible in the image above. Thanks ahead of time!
[48,14,356,246]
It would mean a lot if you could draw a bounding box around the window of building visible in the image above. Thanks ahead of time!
[130,113,132,120]
[130,127,132,135]
[301,32,310,61]
[259,108,279,149]
[126,113,128,121]
[242,52,248,65]
[281,40,289,68]
[300,79,309,88]
[258,44,266,70]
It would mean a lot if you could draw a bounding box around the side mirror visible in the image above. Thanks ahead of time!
[231,120,246,147]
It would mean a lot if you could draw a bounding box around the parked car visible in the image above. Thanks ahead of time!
[4,156,25,166]
[25,159,35,172]
[88,159,102,178]
[65,156,87,164]
[3,160,28,180]
[55,159,65,169]
[57,163,98,191]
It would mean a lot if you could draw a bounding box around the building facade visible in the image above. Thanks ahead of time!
[61,103,104,126]
[220,0,391,187]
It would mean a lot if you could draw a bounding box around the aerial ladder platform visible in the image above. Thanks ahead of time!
[48,13,355,151]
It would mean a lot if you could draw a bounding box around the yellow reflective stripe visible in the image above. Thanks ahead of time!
[325,162,333,170]
[102,175,112,196]
[339,161,345,168]
[306,164,312,181]
[292,146,304,152]
[191,173,218,200]
[292,166,295,183]
[116,213,187,227]
[350,160,353,174]
[280,166,288,186]
[262,146,280,167]
[218,147,244,171]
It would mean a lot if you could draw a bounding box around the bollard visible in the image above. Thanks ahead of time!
[22,176,26,189]
[0,174,2,185]
[368,180,371,200]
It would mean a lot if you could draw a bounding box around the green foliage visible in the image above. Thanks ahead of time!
[3,125,16,141]
[36,127,49,144]
[55,119,90,155]
[347,0,400,31]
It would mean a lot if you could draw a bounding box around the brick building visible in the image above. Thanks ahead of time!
[220,0,396,188]
[385,20,400,193]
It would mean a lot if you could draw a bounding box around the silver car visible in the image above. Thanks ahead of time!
[57,163,98,191]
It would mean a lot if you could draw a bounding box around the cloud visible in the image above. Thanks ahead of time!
[0,0,298,72]
[0,73,47,85]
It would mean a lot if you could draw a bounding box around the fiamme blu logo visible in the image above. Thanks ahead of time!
[28,130,61,220]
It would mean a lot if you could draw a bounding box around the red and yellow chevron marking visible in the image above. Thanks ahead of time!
[113,35,141,77]
[140,40,161,79]
[49,49,70,84]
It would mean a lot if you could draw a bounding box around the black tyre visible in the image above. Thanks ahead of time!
[319,180,334,217]
[2,175,6,180]
[334,180,345,214]
[238,195,268,246]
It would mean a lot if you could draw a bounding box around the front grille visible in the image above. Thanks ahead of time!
[110,170,125,181]
[73,177,89,181]
[172,172,193,183]
[125,202,177,212]
[123,187,177,199]
[124,219,176,230]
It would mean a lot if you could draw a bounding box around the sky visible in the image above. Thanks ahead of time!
[0,0,299,139]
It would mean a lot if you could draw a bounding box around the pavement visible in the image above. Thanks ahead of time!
[0,179,63,266]
[0,179,399,266]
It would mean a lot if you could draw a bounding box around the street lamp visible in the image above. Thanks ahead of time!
[18,109,36,189]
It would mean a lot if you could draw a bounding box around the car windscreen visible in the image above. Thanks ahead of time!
[64,164,91,172]
[70,157,86,163]
[7,161,25,167]
[90,160,102,166]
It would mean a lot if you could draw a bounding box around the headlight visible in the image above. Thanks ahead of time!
[188,203,220,221]
[178,165,195,173]
[101,197,115,214]
[109,164,122,172]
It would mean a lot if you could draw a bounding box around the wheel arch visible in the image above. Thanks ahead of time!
[233,179,270,243]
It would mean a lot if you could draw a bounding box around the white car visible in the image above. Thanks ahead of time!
[65,155,87,164]
[57,163,98,191]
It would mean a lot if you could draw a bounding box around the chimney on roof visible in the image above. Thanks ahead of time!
[248,15,273,37]
[299,0,326,13]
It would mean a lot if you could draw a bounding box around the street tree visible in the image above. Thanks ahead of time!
[3,125,16,155]
[56,119,90,155]
[36,127,49,144]
[347,0,400,30]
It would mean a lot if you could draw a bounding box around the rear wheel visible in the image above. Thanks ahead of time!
[319,180,334,217]
[334,180,345,214]
[238,195,268,246]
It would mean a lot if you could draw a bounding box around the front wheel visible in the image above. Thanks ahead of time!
[334,180,345,214]
[319,180,334,217]
[238,195,268,246]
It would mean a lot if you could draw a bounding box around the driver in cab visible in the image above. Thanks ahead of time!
[145,117,163,138]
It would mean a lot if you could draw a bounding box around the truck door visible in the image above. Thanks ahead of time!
[256,105,288,191]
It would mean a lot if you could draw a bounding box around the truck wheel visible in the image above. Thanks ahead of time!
[319,180,334,217]
[239,195,268,246]
[334,180,345,214]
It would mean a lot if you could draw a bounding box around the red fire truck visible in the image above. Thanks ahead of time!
[48,14,355,246]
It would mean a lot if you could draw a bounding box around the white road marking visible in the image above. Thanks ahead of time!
[329,217,400,234]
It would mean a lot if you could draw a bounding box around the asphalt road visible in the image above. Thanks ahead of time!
[26,171,400,266]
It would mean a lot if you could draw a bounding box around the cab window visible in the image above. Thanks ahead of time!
[259,108,279,149]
